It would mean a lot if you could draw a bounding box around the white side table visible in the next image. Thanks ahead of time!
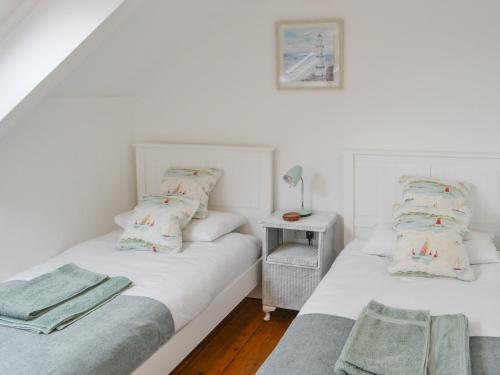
[260,210,337,321]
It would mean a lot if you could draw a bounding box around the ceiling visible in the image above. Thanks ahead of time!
[0,0,36,42]
[0,0,24,20]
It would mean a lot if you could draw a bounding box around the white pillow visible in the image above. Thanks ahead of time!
[466,231,500,265]
[114,211,132,229]
[362,223,499,265]
[361,222,396,257]
[114,210,247,242]
[183,211,248,242]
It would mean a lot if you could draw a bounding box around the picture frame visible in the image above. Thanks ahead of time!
[276,18,344,90]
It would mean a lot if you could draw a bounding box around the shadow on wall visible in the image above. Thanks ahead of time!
[0,97,136,281]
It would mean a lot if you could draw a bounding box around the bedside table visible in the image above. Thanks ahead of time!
[260,210,337,321]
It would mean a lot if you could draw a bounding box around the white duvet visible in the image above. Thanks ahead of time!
[300,239,500,337]
[8,230,261,332]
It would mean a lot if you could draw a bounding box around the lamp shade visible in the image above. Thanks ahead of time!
[283,165,303,187]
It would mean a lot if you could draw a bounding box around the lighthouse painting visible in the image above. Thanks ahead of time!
[277,19,343,89]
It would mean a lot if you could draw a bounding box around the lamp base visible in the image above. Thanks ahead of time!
[297,208,312,217]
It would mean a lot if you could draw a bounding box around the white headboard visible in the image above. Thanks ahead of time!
[134,143,274,237]
[344,150,500,245]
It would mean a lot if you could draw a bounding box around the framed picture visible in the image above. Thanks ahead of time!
[276,18,343,89]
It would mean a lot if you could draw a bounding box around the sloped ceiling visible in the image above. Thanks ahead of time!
[0,0,143,137]
[0,0,37,42]
[0,0,22,18]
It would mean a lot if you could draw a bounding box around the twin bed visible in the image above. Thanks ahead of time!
[258,240,500,374]
[259,150,500,375]
[0,144,273,375]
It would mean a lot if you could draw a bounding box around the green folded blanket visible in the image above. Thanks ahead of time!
[334,300,470,375]
[0,263,108,320]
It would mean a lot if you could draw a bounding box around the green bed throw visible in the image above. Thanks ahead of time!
[0,264,132,334]
[334,300,471,375]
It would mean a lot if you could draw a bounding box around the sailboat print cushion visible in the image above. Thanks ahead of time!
[118,195,199,253]
[393,204,472,239]
[160,168,223,219]
[388,229,475,281]
[400,175,473,209]
[389,175,476,281]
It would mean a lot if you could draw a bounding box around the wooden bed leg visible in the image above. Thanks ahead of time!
[263,305,276,321]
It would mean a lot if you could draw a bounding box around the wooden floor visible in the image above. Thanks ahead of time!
[171,298,297,375]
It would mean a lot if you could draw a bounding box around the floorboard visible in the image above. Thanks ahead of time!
[171,298,297,375]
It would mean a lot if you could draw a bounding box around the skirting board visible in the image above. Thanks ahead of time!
[133,258,262,375]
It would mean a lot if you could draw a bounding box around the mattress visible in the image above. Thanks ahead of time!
[300,239,500,337]
[9,230,261,331]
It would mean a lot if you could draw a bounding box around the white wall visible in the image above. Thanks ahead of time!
[134,0,500,223]
[0,97,136,280]
[3,0,497,276]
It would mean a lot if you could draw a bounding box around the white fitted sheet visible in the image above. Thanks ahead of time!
[9,230,261,332]
[300,239,500,337]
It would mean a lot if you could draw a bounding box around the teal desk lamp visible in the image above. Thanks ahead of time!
[283,165,312,217]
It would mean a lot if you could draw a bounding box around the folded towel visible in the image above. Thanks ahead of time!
[428,314,471,375]
[0,263,108,320]
[0,276,132,334]
[334,301,470,375]
[335,301,431,375]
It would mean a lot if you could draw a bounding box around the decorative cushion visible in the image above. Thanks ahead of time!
[363,222,498,265]
[118,195,199,253]
[114,209,247,242]
[160,168,223,219]
[393,204,471,239]
[388,229,475,281]
[389,176,476,281]
[400,175,473,209]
